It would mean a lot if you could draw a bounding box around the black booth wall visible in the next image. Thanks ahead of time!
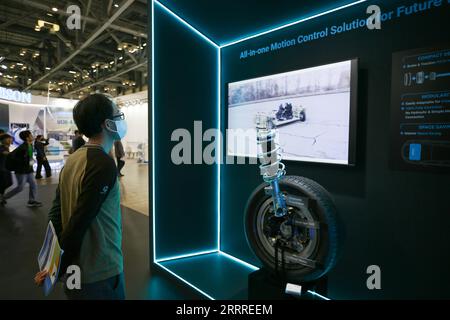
[220,1,450,299]
[153,5,218,259]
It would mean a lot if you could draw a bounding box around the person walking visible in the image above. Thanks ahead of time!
[114,140,126,177]
[0,134,13,205]
[2,130,42,207]
[70,130,85,154]
[34,135,52,179]
[34,93,128,300]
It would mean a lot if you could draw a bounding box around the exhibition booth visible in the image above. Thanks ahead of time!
[115,90,150,163]
[151,0,450,300]
[0,93,78,171]
[0,89,149,172]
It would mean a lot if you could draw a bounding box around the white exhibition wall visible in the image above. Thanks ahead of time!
[1,91,148,160]
[115,91,149,156]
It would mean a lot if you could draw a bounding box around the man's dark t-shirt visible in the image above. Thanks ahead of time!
[34,139,49,159]
[12,143,34,174]
[72,136,85,152]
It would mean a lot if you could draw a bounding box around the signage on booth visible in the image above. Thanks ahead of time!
[0,86,32,104]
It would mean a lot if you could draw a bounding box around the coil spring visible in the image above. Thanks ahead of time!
[256,115,286,183]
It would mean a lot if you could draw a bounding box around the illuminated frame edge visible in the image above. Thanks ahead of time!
[151,0,369,300]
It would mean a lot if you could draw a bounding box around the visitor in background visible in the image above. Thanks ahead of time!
[2,130,42,207]
[70,130,85,154]
[114,140,125,177]
[34,93,127,300]
[0,134,13,206]
[34,135,52,179]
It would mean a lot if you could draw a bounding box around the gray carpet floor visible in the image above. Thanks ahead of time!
[0,183,200,300]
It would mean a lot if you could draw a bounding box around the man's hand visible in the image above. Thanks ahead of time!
[34,270,48,286]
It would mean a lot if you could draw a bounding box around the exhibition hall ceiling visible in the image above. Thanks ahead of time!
[0,0,148,98]
[158,0,358,45]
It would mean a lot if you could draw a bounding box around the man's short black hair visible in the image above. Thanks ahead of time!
[0,133,11,141]
[0,129,5,135]
[36,135,43,140]
[73,94,114,138]
[74,130,80,135]
[19,130,31,141]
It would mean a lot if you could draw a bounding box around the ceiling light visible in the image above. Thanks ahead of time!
[69,70,76,74]
[143,43,147,47]
[16,63,23,66]
[45,67,51,70]
[0,57,4,63]
[52,7,58,12]
[1,65,7,70]
[0,72,3,76]
[47,13,53,17]
[114,4,119,8]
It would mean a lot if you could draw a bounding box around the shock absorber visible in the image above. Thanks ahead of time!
[255,114,287,217]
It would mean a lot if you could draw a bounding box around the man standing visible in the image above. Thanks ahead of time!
[114,140,126,177]
[35,94,127,300]
[2,130,42,207]
[0,134,13,205]
[70,130,85,154]
[34,135,52,179]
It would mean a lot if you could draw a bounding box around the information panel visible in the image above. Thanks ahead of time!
[390,45,450,171]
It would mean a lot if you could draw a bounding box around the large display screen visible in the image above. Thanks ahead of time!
[390,45,450,171]
[227,59,358,165]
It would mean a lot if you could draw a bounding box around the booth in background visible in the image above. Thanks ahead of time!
[116,91,149,163]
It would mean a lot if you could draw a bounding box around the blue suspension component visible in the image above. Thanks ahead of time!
[256,114,287,217]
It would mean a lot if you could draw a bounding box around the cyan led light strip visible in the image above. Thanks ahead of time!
[156,262,215,300]
[218,251,259,271]
[152,0,366,300]
[153,0,219,48]
[217,48,221,250]
[152,0,220,263]
[307,290,331,300]
[151,0,156,263]
[219,0,367,48]
[156,249,219,263]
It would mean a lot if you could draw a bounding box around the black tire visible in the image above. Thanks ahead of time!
[244,175,341,282]
[299,111,306,122]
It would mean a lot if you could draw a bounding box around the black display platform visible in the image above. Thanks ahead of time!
[248,268,329,300]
